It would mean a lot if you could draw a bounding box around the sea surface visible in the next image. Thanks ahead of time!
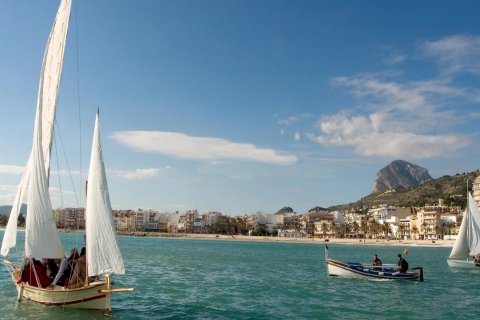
[0,230,478,320]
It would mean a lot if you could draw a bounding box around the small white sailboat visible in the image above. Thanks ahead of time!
[447,192,480,269]
[1,0,133,310]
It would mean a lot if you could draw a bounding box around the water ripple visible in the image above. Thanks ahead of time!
[1,234,478,319]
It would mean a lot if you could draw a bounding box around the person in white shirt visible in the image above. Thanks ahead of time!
[50,248,78,287]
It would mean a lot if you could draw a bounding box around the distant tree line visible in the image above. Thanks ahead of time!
[0,213,25,227]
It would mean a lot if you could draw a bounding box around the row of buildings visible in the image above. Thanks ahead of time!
[54,175,480,240]
[54,198,466,240]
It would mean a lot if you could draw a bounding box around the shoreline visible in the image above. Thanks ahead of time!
[1,228,453,247]
[116,231,455,247]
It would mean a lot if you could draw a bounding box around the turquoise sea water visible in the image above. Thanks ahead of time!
[0,231,478,320]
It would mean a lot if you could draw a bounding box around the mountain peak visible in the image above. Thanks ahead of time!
[372,160,432,193]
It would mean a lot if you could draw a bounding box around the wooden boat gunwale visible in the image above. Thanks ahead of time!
[4,260,113,309]
[324,246,424,281]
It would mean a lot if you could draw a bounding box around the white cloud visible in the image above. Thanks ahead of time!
[421,34,480,75]
[0,184,20,205]
[383,53,407,65]
[379,45,407,65]
[111,131,298,165]
[313,64,477,159]
[0,165,24,175]
[308,113,470,159]
[332,76,428,113]
[113,168,161,180]
[278,113,312,126]
[294,132,301,141]
[52,169,81,176]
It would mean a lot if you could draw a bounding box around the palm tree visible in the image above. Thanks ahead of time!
[321,222,329,238]
[344,222,351,238]
[398,224,406,240]
[434,225,441,239]
[360,221,368,238]
[411,225,418,240]
[369,219,380,239]
[421,221,428,240]
[352,221,360,237]
[443,221,454,237]
[294,221,301,233]
[382,222,391,239]
[331,221,338,238]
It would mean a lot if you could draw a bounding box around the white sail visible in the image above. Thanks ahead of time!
[449,193,480,260]
[25,107,64,259]
[449,206,469,260]
[38,0,72,177]
[0,0,71,257]
[466,193,480,254]
[85,112,125,276]
[2,1,132,309]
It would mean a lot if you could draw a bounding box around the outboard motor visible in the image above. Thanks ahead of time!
[411,267,424,282]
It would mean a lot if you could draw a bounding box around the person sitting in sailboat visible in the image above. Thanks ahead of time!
[50,248,79,288]
[68,247,87,289]
[42,258,60,282]
[17,258,50,288]
[474,253,480,265]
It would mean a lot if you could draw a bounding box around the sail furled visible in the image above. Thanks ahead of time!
[25,101,64,259]
[85,113,125,276]
[449,193,480,259]
[0,0,71,257]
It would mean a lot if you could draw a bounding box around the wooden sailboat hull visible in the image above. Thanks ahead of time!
[6,261,111,310]
[326,258,423,281]
[447,259,480,269]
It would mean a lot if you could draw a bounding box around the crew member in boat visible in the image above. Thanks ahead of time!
[396,254,408,273]
[474,253,480,265]
[50,248,79,287]
[17,258,50,288]
[372,254,382,270]
[69,247,87,288]
[43,258,60,282]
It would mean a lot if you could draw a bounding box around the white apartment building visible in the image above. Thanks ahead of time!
[473,174,480,209]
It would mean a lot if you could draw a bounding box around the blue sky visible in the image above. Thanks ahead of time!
[0,0,479,215]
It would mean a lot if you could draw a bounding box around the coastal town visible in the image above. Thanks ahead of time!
[44,175,480,242]
[2,1,480,318]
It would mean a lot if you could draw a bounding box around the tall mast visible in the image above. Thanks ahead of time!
[467,180,470,261]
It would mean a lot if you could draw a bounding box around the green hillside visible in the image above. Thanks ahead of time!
[331,170,479,211]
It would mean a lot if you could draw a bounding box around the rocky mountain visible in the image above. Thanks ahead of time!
[330,170,478,211]
[372,160,432,193]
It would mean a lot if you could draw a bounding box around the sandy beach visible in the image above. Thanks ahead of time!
[116,231,455,247]
[1,228,455,247]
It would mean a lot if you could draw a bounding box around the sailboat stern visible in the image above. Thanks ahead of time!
[447,258,479,269]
